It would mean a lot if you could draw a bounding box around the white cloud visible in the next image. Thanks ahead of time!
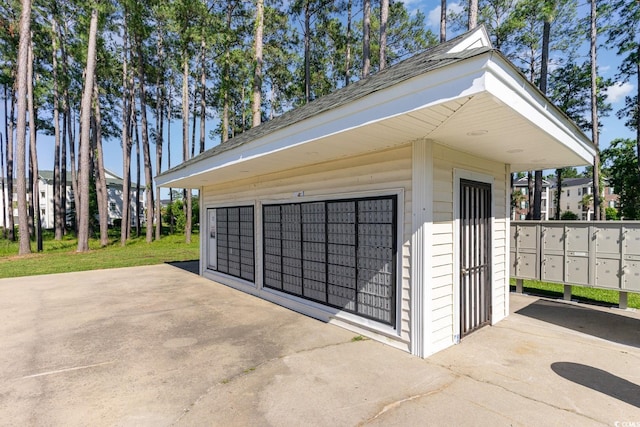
[606,81,634,103]
[427,2,464,28]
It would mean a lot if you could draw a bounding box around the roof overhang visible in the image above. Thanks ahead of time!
[156,51,594,189]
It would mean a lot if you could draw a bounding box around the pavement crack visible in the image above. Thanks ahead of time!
[429,360,607,425]
[171,337,359,425]
[360,379,456,425]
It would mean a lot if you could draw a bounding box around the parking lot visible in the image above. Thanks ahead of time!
[1,263,639,426]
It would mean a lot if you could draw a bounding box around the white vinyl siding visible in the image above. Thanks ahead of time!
[430,144,509,352]
[201,146,413,350]
[199,141,511,357]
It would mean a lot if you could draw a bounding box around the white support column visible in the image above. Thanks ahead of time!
[410,138,433,358]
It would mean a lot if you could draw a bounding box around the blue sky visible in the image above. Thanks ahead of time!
[4,0,637,185]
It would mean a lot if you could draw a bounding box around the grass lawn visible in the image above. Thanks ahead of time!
[3,230,639,311]
[510,278,640,309]
[0,231,199,279]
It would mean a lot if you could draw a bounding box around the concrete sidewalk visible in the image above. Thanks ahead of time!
[1,264,639,426]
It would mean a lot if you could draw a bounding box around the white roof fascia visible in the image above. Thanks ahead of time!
[484,53,595,166]
[104,169,122,180]
[156,55,490,188]
[447,26,493,53]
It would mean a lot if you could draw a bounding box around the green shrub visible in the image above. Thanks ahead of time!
[605,207,619,221]
[561,210,579,220]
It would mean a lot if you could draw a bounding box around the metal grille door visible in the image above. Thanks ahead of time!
[460,179,492,337]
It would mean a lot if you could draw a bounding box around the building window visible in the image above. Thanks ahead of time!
[40,191,45,199]
[521,188,527,195]
[214,206,255,282]
[578,189,581,196]
[263,196,397,326]
[520,201,526,209]
[519,214,526,220]
[609,200,616,208]
[608,187,615,195]
[567,204,570,210]
[109,202,116,212]
[567,190,570,197]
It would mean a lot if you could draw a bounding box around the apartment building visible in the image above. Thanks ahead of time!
[0,170,145,230]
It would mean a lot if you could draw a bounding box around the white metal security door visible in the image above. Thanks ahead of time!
[460,179,492,337]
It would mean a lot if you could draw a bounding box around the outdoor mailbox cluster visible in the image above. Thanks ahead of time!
[510,221,640,293]
[262,197,395,325]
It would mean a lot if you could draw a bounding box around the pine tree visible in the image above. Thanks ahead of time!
[15,0,32,255]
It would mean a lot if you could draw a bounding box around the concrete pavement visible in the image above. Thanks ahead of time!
[1,264,639,426]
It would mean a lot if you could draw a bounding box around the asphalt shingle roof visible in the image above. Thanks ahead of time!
[158,29,493,179]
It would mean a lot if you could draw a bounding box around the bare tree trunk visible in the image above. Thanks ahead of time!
[28,150,34,238]
[77,8,99,252]
[252,0,263,128]
[61,23,77,234]
[52,18,63,240]
[0,133,6,239]
[345,0,352,86]
[527,171,534,220]
[468,0,478,30]
[28,34,41,251]
[555,168,562,220]
[121,17,132,245]
[131,103,140,237]
[222,3,231,142]
[241,85,246,131]
[93,82,108,246]
[3,83,13,240]
[6,81,15,241]
[590,0,601,220]
[61,100,67,235]
[68,100,77,233]
[440,0,447,43]
[362,0,371,78]
[200,39,207,151]
[379,0,388,71]
[135,35,154,243]
[133,106,140,237]
[304,1,311,102]
[155,29,165,241]
[533,20,550,221]
[16,0,32,255]
[191,93,197,158]
[167,82,174,234]
[182,55,192,244]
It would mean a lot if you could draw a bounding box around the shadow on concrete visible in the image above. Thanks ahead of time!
[166,260,199,275]
[509,285,618,308]
[516,299,640,348]
[551,362,640,408]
